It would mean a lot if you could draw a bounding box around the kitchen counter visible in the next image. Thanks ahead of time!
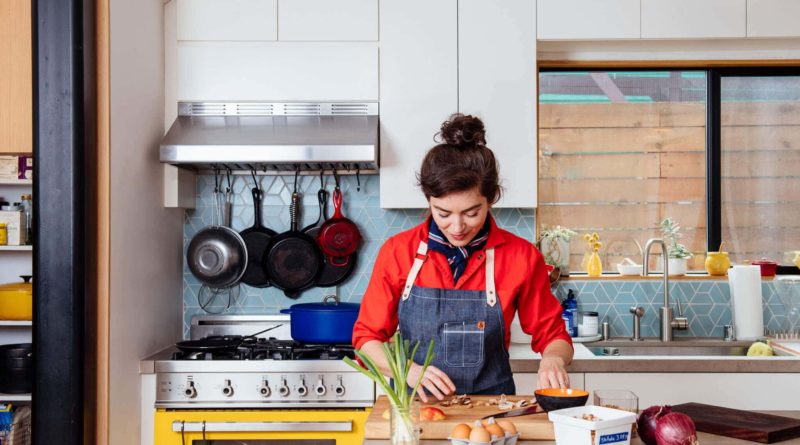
[363,411,800,444]
[508,339,800,373]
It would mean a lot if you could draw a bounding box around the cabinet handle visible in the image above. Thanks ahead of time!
[171,420,352,433]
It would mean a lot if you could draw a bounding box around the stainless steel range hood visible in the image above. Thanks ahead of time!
[159,102,379,172]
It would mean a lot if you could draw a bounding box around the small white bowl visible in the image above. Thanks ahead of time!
[616,263,642,276]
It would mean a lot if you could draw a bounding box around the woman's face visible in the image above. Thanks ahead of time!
[429,187,490,247]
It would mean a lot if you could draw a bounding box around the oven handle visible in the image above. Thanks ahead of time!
[171,421,353,433]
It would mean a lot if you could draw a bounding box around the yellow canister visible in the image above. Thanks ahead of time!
[705,252,731,276]
[0,275,32,320]
[0,223,7,245]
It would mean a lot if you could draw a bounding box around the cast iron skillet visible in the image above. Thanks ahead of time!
[240,183,277,287]
[175,325,283,353]
[302,185,357,287]
[317,185,362,266]
[263,174,323,298]
[187,175,248,288]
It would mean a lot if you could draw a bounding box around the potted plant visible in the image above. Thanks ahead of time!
[659,217,693,275]
[537,226,577,276]
[343,332,434,445]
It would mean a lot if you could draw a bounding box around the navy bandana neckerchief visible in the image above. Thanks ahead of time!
[427,216,491,283]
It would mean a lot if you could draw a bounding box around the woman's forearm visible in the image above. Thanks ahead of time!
[541,339,573,365]
[359,339,393,377]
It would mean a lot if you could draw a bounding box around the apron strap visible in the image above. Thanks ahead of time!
[485,248,497,307]
[402,241,428,300]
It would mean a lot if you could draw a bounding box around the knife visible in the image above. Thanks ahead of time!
[481,405,540,420]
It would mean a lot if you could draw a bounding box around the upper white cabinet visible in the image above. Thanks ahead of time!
[177,0,278,41]
[537,0,640,40]
[460,0,538,208]
[641,0,746,39]
[747,0,800,37]
[379,0,458,208]
[278,0,378,41]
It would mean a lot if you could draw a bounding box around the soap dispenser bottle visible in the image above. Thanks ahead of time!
[565,290,579,337]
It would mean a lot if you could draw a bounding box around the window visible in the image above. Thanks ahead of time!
[538,68,800,273]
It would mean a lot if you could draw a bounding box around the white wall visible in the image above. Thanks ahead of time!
[110,0,183,444]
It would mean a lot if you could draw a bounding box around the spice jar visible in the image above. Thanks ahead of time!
[578,311,599,337]
[0,223,7,245]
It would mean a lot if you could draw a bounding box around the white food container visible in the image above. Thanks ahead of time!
[548,405,636,445]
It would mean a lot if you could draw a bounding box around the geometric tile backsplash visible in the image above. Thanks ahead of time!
[183,174,798,339]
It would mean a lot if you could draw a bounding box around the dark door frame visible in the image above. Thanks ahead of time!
[32,0,93,443]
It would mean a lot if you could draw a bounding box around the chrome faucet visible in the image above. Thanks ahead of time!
[643,238,689,341]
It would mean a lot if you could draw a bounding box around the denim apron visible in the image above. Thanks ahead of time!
[398,241,515,395]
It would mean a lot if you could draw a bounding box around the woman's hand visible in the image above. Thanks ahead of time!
[537,356,570,389]
[406,363,456,402]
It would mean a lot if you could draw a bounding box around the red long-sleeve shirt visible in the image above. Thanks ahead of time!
[352,216,573,354]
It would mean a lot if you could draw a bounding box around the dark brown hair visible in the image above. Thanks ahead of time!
[417,113,502,204]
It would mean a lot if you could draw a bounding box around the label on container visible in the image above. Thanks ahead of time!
[599,432,629,444]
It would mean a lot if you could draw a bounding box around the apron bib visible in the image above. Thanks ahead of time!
[398,241,515,395]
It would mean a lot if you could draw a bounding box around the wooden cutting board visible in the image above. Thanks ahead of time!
[364,395,554,440]
[673,403,800,444]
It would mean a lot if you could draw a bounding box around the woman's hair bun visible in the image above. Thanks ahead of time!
[438,113,486,148]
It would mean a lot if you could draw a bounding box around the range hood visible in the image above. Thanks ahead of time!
[159,102,379,172]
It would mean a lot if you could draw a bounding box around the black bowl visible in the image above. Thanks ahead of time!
[535,388,589,412]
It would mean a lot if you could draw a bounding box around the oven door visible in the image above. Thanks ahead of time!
[154,408,371,445]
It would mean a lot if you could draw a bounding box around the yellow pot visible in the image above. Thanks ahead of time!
[795,252,800,269]
[705,252,731,276]
[0,276,32,320]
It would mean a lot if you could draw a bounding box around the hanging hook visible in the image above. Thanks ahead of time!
[250,167,259,192]
[213,168,220,194]
[294,166,300,194]
[319,169,325,188]
[225,168,233,193]
[332,169,340,189]
[356,167,361,192]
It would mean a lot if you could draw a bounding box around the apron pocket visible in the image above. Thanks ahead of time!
[443,321,485,368]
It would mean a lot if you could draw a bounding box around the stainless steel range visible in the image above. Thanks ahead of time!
[155,315,375,409]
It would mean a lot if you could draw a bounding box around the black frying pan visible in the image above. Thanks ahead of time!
[175,325,283,353]
[240,187,277,287]
[263,190,323,299]
[303,187,357,287]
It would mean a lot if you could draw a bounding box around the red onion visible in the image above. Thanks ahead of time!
[637,405,672,445]
[655,412,699,445]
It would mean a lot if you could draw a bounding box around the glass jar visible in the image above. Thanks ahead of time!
[390,402,420,445]
[578,311,599,337]
[593,389,639,436]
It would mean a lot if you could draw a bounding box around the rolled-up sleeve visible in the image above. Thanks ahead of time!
[517,247,573,354]
[352,237,404,350]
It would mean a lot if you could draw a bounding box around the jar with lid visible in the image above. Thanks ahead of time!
[578,311,599,337]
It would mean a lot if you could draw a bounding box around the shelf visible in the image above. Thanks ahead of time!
[0,321,31,326]
[0,393,30,402]
[0,246,31,251]
[0,179,31,185]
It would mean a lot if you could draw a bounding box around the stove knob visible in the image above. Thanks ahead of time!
[334,382,345,397]
[278,380,290,397]
[183,381,197,399]
[221,379,234,397]
[296,379,308,397]
[314,379,326,396]
[259,381,271,398]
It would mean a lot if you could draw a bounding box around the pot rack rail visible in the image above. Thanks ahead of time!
[194,162,377,176]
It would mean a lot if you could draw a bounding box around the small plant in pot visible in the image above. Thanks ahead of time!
[659,217,693,275]
[537,225,577,276]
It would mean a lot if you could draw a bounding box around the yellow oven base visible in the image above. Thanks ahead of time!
[154,408,371,445]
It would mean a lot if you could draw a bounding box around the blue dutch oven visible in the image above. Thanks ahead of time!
[280,295,360,344]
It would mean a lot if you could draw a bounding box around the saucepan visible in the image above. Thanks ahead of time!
[187,172,248,289]
[280,295,360,344]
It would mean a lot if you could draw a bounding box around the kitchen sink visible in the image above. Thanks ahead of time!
[588,345,749,357]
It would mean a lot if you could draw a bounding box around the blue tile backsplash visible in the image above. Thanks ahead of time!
[183,174,799,340]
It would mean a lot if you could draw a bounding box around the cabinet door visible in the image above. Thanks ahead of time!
[0,0,32,154]
[537,0,640,40]
[585,373,800,410]
[379,0,458,208]
[747,0,800,37]
[460,0,538,208]
[642,0,746,39]
[278,0,378,41]
[177,0,277,41]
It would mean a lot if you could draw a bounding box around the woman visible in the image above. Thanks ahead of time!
[352,114,573,401]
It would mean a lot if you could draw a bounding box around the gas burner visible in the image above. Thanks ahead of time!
[171,337,355,361]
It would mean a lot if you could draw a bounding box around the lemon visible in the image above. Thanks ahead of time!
[747,342,774,357]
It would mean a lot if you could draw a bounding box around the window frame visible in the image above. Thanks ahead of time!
[537,66,800,273]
